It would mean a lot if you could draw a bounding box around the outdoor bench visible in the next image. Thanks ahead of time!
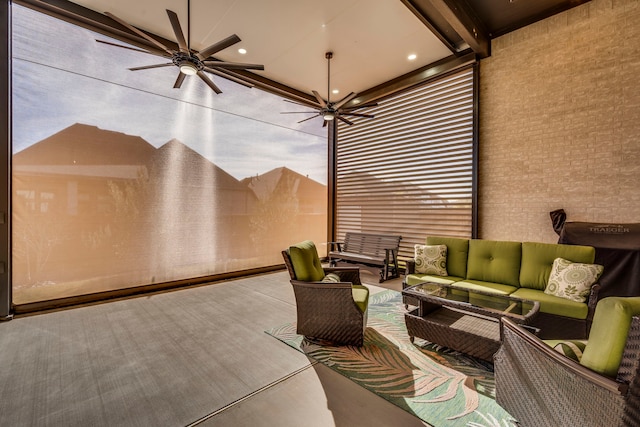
[328,232,402,282]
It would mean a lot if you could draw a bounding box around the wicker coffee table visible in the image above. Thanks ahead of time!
[402,282,539,361]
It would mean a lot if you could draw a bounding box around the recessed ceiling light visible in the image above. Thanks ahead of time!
[408,54,417,61]
[238,48,247,54]
[332,89,340,94]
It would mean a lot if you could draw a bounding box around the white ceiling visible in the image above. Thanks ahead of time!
[69,0,452,101]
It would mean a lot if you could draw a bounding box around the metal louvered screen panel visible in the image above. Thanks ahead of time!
[335,67,476,263]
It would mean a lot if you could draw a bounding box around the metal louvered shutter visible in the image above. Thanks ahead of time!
[335,66,477,262]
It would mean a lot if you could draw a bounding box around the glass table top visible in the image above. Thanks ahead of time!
[403,281,538,319]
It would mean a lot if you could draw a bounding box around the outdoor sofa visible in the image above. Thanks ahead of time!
[404,236,603,339]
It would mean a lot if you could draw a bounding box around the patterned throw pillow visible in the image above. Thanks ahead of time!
[544,257,604,303]
[414,244,448,276]
[321,273,341,283]
[550,340,587,362]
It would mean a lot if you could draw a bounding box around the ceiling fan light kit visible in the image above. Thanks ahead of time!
[98,0,264,94]
[281,51,375,127]
[179,63,198,75]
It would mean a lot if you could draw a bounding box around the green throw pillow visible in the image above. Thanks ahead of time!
[544,258,604,303]
[414,244,448,276]
[548,340,587,362]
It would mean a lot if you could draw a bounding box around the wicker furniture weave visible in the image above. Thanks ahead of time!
[495,316,640,427]
[403,282,539,362]
[282,249,368,346]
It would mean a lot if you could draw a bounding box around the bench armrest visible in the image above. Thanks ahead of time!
[328,241,343,252]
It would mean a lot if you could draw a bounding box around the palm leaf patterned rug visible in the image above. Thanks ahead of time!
[266,290,515,427]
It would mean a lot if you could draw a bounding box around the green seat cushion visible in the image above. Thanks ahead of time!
[452,280,518,295]
[351,284,369,313]
[581,297,640,377]
[404,274,462,287]
[510,288,588,319]
[520,242,596,291]
[426,236,469,279]
[466,240,522,287]
[288,240,325,282]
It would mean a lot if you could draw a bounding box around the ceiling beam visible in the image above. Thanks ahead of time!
[345,51,476,108]
[400,0,490,58]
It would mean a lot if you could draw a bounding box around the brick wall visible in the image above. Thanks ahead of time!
[479,0,640,243]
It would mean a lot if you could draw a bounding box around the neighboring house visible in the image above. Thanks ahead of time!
[11,124,264,300]
[242,166,328,255]
[12,123,329,301]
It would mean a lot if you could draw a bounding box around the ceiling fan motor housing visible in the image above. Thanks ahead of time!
[173,52,204,73]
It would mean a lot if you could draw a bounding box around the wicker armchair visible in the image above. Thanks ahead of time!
[494,297,640,427]
[282,241,369,346]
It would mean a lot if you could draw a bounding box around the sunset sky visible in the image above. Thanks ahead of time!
[11,4,328,184]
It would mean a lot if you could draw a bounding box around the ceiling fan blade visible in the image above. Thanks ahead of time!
[283,99,321,109]
[312,90,327,108]
[129,63,174,71]
[342,102,378,110]
[104,11,173,55]
[280,111,318,114]
[297,114,320,124]
[166,9,189,53]
[204,61,264,71]
[196,34,241,60]
[333,92,357,110]
[204,67,253,88]
[340,112,375,119]
[96,39,159,55]
[337,116,354,126]
[173,72,187,88]
[197,71,222,94]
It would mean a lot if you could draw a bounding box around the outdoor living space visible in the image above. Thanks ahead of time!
[2,0,640,426]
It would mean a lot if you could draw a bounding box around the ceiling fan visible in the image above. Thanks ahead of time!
[97,0,264,94]
[282,52,376,127]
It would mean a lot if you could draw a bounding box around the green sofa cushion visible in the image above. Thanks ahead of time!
[288,240,325,282]
[426,236,469,279]
[466,239,522,287]
[351,284,370,313]
[520,242,596,291]
[581,297,640,377]
[510,288,588,319]
[451,279,518,295]
[405,274,462,287]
